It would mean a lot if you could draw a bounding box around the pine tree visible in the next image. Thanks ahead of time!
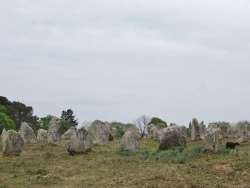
[61,109,78,127]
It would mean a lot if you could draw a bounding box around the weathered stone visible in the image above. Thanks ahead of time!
[61,127,77,139]
[199,123,207,139]
[159,127,187,150]
[2,130,25,156]
[37,129,48,140]
[191,118,201,141]
[105,122,114,141]
[204,128,221,153]
[208,122,229,139]
[88,120,113,145]
[125,124,139,133]
[227,121,250,141]
[67,128,92,155]
[119,130,140,152]
[110,126,117,138]
[238,136,248,143]
[19,122,37,144]
[153,123,166,142]
[1,128,7,142]
[47,116,62,145]
[147,124,155,139]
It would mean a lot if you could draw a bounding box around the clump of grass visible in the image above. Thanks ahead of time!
[219,148,230,155]
[117,150,137,156]
[139,146,190,164]
[193,145,204,156]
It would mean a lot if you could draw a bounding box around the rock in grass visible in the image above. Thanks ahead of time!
[19,122,37,144]
[61,126,77,140]
[191,118,201,141]
[1,128,7,142]
[67,128,92,155]
[2,130,25,156]
[47,116,62,145]
[119,130,140,152]
[88,120,113,145]
[37,129,48,140]
[159,127,187,150]
[203,128,221,153]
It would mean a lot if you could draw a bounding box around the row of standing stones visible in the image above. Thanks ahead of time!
[1,117,249,156]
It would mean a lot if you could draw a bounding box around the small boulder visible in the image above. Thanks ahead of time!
[37,129,48,140]
[67,128,92,155]
[159,127,187,150]
[2,130,25,156]
[47,116,62,145]
[61,127,77,140]
[119,130,140,152]
[19,122,37,144]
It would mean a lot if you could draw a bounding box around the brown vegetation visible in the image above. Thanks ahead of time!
[0,139,249,187]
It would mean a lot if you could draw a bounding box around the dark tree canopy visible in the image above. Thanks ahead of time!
[148,117,167,126]
[0,105,16,133]
[0,96,39,131]
[39,115,52,130]
[61,109,78,127]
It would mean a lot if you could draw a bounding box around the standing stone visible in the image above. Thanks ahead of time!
[199,123,207,139]
[47,116,62,145]
[119,130,140,152]
[67,128,92,155]
[191,118,201,141]
[2,130,25,156]
[1,128,7,142]
[37,129,48,140]
[204,128,221,153]
[153,123,166,142]
[88,120,113,145]
[159,127,187,150]
[147,124,155,139]
[19,122,37,144]
[110,126,117,138]
[208,122,229,139]
[61,126,77,139]
[125,124,139,133]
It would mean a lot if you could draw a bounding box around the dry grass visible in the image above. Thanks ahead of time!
[0,138,249,188]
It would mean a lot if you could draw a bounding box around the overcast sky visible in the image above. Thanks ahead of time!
[1,0,250,126]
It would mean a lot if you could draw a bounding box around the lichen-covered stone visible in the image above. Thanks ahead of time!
[19,122,37,144]
[2,130,24,156]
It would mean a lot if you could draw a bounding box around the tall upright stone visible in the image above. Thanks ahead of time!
[61,126,77,140]
[191,118,201,141]
[1,128,7,142]
[204,128,221,153]
[153,123,166,142]
[119,130,140,152]
[37,129,48,140]
[2,130,25,156]
[47,116,62,145]
[19,122,37,144]
[67,127,92,155]
[88,120,113,145]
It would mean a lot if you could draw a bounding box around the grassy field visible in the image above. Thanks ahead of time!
[0,138,249,188]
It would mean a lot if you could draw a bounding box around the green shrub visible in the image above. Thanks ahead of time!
[117,150,137,156]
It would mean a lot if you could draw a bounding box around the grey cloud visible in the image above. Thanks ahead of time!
[1,0,250,125]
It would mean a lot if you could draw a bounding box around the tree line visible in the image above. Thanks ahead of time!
[0,96,78,133]
[0,96,173,137]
